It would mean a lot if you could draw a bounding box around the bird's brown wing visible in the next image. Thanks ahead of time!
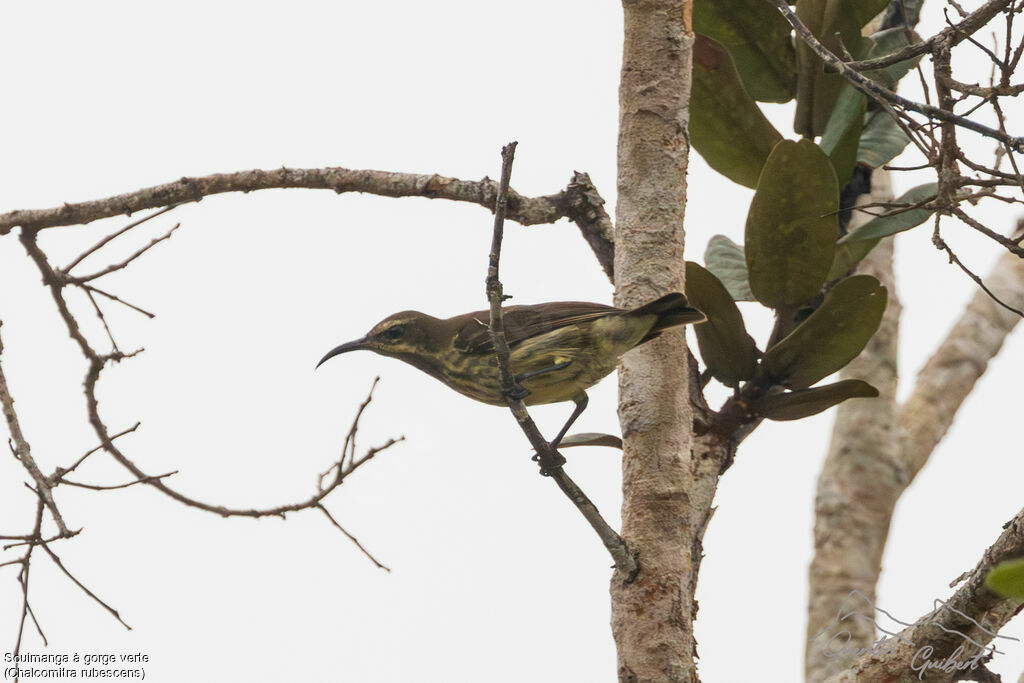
[452,301,620,354]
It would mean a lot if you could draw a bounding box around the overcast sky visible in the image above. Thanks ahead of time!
[1,2,1022,682]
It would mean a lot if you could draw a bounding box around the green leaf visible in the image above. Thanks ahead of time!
[827,238,880,282]
[692,35,785,188]
[793,0,843,136]
[827,184,939,280]
[848,0,891,28]
[858,110,911,168]
[558,433,623,450]
[685,261,759,386]
[794,0,887,136]
[986,557,1024,599]
[745,139,839,308]
[751,379,879,420]
[840,183,938,242]
[820,88,866,186]
[704,235,754,302]
[841,28,920,170]
[862,26,924,88]
[762,274,888,388]
[693,0,796,102]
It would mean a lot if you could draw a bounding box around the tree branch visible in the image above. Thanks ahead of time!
[17,228,404,559]
[483,142,637,577]
[806,172,905,683]
[901,224,1024,484]
[0,166,616,277]
[0,322,74,539]
[767,0,1024,152]
[825,504,1024,683]
[843,0,1012,71]
[810,216,1024,681]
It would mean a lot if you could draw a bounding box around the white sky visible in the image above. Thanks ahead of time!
[0,2,1022,682]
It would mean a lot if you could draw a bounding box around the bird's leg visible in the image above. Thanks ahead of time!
[550,393,589,450]
[530,392,589,474]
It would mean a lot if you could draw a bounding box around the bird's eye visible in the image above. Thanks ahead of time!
[379,325,405,342]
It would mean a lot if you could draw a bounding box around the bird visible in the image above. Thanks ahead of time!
[316,292,705,450]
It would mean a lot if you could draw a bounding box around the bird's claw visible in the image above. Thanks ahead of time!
[532,445,566,475]
[507,384,530,401]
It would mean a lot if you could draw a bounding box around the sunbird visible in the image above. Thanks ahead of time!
[317,292,705,448]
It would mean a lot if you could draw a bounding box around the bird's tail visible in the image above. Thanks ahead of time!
[632,292,706,339]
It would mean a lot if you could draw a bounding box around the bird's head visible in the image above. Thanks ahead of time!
[316,311,441,369]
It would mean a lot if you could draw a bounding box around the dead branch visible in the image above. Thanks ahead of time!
[0,166,616,277]
[0,323,74,538]
[826,505,1024,683]
[3,213,406,661]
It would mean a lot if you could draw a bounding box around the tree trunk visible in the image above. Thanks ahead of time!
[805,171,903,682]
[610,1,699,681]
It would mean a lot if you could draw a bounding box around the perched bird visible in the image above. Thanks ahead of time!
[317,292,705,448]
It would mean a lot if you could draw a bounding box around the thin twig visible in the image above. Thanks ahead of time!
[14,502,44,661]
[81,284,156,319]
[71,223,181,283]
[0,322,73,537]
[769,0,1024,152]
[19,230,406,570]
[60,470,178,491]
[843,0,1013,71]
[4,528,83,551]
[482,142,638,579]
[53,422,141,483]
[84,289,120,353]
[316,504,390,572]
[953,206,1024,255]
[38,541,131,630]
[64,204,181,272]
[932,217,1024,316]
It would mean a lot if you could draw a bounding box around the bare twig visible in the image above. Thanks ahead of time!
[482,142,638,579]
[53,424,140,482]
[18,228,405,552]
[71,222,181,283]
[81,283,156,319]
[316,504,390,572]
[84,289,120,353]
[768,0,1024,152]
[843,0,1013,71]
[38,541,131,631]
[953,206,1024,255]
[0,322,73,538]
[0,166,617,275]
[60,470,178,491]
[932,217,1024,317]
[13,502,45,662]
[64,204,181,272]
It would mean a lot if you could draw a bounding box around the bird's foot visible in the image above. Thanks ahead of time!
[506,384,530,402]
[531,446,566,476]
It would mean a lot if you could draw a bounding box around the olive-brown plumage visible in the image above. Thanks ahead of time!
[317,292,704,446]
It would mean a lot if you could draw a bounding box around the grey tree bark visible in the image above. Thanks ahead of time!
[610,1,703,681]
[805,172,903,682]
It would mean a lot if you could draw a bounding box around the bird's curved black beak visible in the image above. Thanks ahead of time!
[316,336,369,369]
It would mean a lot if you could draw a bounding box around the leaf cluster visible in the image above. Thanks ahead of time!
[685,1,940,420]
[690,140,888,420]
